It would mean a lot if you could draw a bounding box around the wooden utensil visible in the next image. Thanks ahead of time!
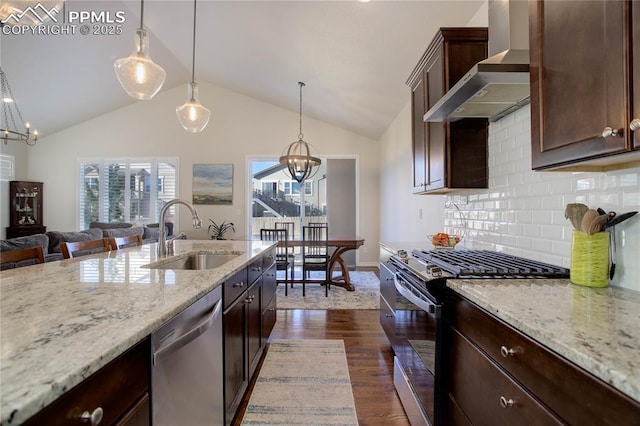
[581,209,599,234]
[565,203,590,231]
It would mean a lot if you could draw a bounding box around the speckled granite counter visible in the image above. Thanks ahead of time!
[448,279,640,404]
[0,240,275,425]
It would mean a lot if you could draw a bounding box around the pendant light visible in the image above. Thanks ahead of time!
[1,68,38,146]
[113,0,166,100]
[279,82,321,183]
[176,0,211,133]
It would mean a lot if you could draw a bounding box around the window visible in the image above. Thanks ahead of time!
[0,154,15,181]
[78,158,178,229]
[283,180,312,196]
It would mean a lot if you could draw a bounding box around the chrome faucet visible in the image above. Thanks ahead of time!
[158,199,202,258]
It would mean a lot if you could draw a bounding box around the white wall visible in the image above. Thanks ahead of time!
[0,139,29,237]
[25,81,380,266]
[378,101,445,242]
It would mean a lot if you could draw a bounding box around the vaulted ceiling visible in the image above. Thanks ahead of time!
[2,0,484,141]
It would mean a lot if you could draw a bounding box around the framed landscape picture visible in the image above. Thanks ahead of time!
[192,164,233,205]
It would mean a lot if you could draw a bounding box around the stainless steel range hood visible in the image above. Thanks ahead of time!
[424,0,530,123]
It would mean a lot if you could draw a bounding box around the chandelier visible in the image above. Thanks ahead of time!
[1,68,38,146]
[176,0,211,133]
[279,82,321,183]
[113,0,166,100]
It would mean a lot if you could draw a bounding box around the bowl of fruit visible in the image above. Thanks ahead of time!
[429,233,461,248]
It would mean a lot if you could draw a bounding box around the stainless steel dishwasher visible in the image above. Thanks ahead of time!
[151,286,223,425]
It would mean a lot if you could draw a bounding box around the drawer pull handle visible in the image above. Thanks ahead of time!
[80,407,104,425]
[233,282,244,288]
[386,277,393,281]
[630,118,640,131]
[385,314,393,318]
[602,127,620,138]
[499,396,515,409]
[500,346,516,358]
[252,266,261,272]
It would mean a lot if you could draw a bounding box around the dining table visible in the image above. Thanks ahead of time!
[280,235,365,291]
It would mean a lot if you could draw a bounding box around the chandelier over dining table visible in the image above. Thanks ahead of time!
[279,82,321,184]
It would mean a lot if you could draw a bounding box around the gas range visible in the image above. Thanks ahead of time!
[406,249,570,280]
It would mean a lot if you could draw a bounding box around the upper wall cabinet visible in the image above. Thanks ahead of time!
[407,28,489,194]
[530,0,640,171]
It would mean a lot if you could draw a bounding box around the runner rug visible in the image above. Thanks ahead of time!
[241,339,358,425]
[276,271,379,310]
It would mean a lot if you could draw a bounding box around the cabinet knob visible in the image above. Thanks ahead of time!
[602,127,620,138]
[233,282,244,288]
[499,396,515,409]
[500,346,516,358]
[630,118,640,131]
[80,407,104,425]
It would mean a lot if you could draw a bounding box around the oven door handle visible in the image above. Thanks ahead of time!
[394,273,436,314]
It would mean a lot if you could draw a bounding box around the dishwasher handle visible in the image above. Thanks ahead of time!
[153,299,222,365]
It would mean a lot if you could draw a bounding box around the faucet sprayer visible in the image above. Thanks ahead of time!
[158,199,202,258]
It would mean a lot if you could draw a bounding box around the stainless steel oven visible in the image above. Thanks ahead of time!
[381,248,569,426]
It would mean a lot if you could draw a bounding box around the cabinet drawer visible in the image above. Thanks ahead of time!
[25,338,150,426]
[262,295,277,341]
[379,262,396,308]
[451,294,640,425]
[224,267,248,309]
[262,248,276,270]
[379,245,395,269]
[449,329,563,426]
[379,295,395,347]
[248,257,263,285]
[262,263,277,309]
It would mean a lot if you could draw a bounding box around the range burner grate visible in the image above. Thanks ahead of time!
[412,249,569,278]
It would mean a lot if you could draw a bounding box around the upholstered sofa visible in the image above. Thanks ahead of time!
[0,222,174,270]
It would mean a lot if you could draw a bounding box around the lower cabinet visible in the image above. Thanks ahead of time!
[24,338,150,426]
[446,293,640,425]
[223,254,277,426]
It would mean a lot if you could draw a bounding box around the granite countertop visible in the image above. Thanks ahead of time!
[447,278,640,405]
[0,239,275,425]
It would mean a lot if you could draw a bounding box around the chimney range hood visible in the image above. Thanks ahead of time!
[424,0,530,123]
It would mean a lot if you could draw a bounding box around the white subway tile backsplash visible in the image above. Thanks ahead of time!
[444,104,640,292]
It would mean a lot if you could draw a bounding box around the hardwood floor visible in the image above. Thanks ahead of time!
[233,309,410,425]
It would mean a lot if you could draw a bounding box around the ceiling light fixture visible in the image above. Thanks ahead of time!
[279,82,321,183]
[176,0,211,133]
[1,68,38,146]
[113,0,166,100]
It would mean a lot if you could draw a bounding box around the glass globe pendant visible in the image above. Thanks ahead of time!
[113,1,166,100]
[176,0,211,133]
[176,82,211,133]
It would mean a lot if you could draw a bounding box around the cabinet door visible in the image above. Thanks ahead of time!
[223,297,247,425]
[425,47,446,191]
[530,0,630,169]
[247,281,262,377]
[411,76,427,193]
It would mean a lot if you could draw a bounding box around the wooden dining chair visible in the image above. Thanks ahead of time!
[275,221,295,240]
[260,228,294,296]
[60,239,112,259]
[302,224,330,297]
[0,246,45,269]
[109,234,143,250]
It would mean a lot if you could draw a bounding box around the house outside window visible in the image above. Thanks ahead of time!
[283,180,312,196]
[78,158,178,229]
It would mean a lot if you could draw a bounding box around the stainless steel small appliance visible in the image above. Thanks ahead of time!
[384,249,569,426]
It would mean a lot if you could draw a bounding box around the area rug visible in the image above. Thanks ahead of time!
[276,271,379,310]
[241,339,358,425]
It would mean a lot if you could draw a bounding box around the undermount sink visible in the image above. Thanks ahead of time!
[147,253,240,270]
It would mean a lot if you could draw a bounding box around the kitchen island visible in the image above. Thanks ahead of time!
[0,240,275,425]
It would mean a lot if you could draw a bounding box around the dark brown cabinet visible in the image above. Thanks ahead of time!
[24,338,150,426]
[530,0,640,171]
[446,293,640,425]
[407,28,489,194]
[223,252,277,425]
[6,180,46,238]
